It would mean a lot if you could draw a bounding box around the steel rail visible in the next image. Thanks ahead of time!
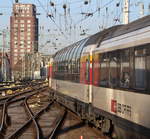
[0,86,48,106]
[0,85,48,138]
[48,109,67,139]
[24,96,43,139]
[0,100,7,136]
[0,81,46,94]
[0,84,48,101]
[23,84,50,139]
[7,102,53,139]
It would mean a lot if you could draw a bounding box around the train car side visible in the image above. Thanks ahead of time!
[49,15,150,139]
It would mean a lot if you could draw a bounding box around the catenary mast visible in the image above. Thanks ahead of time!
[123,0,130,24]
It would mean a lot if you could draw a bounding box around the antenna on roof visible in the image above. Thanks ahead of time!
[148,3,150,14]
[15,0,19,3]
[123,0,129,24]
[138,2,144,18]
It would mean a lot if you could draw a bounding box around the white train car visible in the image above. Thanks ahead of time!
[49,15,150,139]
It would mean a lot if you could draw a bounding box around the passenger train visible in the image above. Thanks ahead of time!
[48,15,150,139]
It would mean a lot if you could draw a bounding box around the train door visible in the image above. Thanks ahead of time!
[85,56,90,84]
[80,55,87,84]
[80,55,90,84]
[49,58,53,87]
[82,53,93,102]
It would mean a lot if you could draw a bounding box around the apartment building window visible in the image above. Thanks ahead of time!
[27,41,31,44]
[20,45,24,48]
[27,49,30,52]
[14,32,17,36]
[27,45,30,48]
[20,28,24,32]
[27,28,31,31]
[20,24,24,27]
[27,32,31,36]
[20,49,25,52]
[27,24,31,27]
[27,9,30,13]
[20,41,24,44]
[14,24,18,27]
[20,53,24,57]
[20,36,24,40]
[20,20,24,23]
[20,32,24,36]
[14,37,17,40]
[14,20,18,23]
[14,29,18,32]
[14,45,18,48]
[14,49,18,52]
[27,20,31,23]
[27,37,30,40]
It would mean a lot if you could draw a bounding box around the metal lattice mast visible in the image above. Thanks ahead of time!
[123,0,130,24]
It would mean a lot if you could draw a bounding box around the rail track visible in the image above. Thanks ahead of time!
[0,81,48,100]
[0,81,67,139]
[0,81,107,139]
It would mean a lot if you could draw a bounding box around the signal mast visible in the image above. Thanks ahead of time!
[123,0,129,24]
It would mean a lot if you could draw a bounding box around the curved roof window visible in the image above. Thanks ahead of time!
[64,45,74,61]
[57,50,64,62]
[72,40,82,61]
[76,38,88,59]
[59,49,66,62]
[68,43,77,62]
[61,47,69,62]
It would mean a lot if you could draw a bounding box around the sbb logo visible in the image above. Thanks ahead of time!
[111,99,117,113]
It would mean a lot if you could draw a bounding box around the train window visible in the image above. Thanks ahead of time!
[64,46,74,78]
[57,50,63,63]
[77,59,80,73]
[62,48,68,73]
[109,51,120,88]
[65,45,74,61]
[100,53,109,87]
[61,49,67,62]
[68,44,76,62]
[86,59,90,82]
[146,46,150,91]
[67,45,77,76]
[72,43,82,74]
[134,47,146,90]
[120,49,130,88]
[76,39,87,59]
[55,52,60,62]
[60,49,66,62]
[72,42,80,60]
[58,51,64,72]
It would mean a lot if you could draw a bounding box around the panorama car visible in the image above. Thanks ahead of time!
[49,15,150,139]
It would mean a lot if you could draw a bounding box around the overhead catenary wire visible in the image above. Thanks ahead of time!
[1,0,147,49]
[36,0,68,39]
[74,0,116,26]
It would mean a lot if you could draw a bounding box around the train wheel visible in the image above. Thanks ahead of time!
[101,119,112,135]
[111,125,127,139]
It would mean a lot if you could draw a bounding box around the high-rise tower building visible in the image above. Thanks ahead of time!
[10,3,38,79]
